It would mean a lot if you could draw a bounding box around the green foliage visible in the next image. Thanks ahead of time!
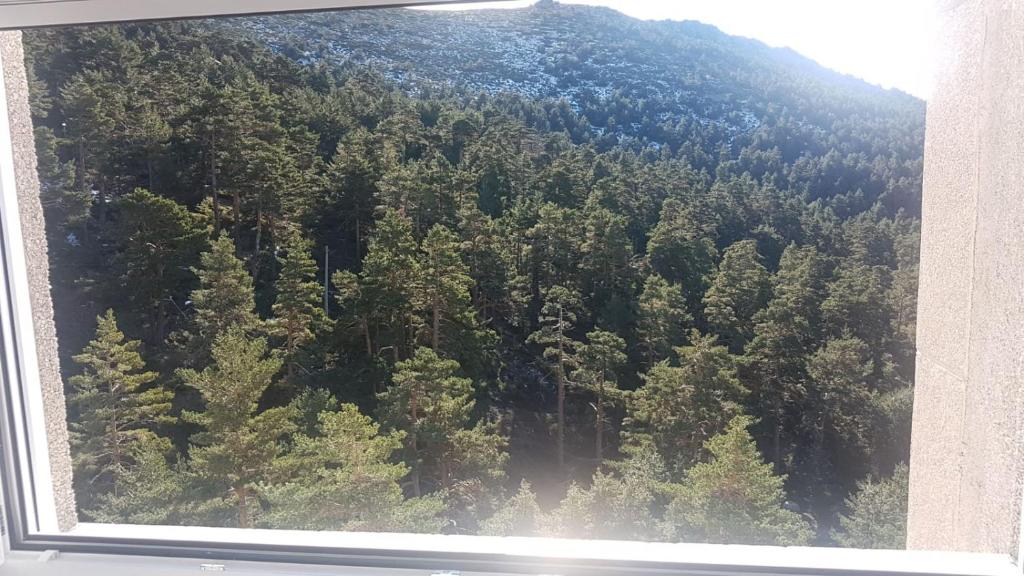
[636,274,691,367]
[69,310,171,511]
[576,330,627,460]
[479,480,543,537]
[271,232,330,383]
[378,347,507,523]
[664,416,813,545]
[113,189,206,344]
[179,328,296,528]
[88,438,186,525]
[832,463,908,549]
[528,285,583,467]
[356,209,421,360]
[626,332,747,475]
[648,198,717,303]
[263,403,446,532]
[703,240,771,352]
[541,445,667,541]
[189,236,261,347]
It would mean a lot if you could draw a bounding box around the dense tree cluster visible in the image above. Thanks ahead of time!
[27,2,919,546]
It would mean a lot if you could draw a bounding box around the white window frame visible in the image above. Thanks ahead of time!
[0,2,1018,575]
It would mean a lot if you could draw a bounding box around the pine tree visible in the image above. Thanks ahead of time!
[479,480,543,536]
[88,437,185,525]
[527,203,585,298]
[703,239,771,352]
[358,209,421,361]
[179,328,296,528]
[664,415,812,545]
[540,445,665,541]
[417,224,477,353]
[271,233,330,382]
[744,243,830,470]
[580,202,633,329]
[263,403,446,533]
[626,332,747,475]
[69,309,171,510]
[114,189,206,345]
[576,330,627,461]
[189,235,261,349]
[636,274,691,367]
[822,262,894,353]
[34,125,89,242]
[647,197,717,304]
[377,347,506,511]
[527,285,583,468]
[800,336,875,509]
[832,463,908,549]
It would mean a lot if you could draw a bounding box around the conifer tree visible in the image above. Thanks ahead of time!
[664,415,812,546]
[832,463,908,549]
[88,437,185,525]
[703,239,771,352]
[189,235,261,350]
[626,332,747,475]
[540,445,665,541]
[636,274,691,367]
[744,244,829,470]
[358,209,421,361]
[576,330,627,461]
[800,336,875,507]
[69,309,171,509]
[179,328,296,528]
[527,285,583,468]
[527,203,585,297]
[417,224,476,353]
[263,403,446,533]
[377,347,506,507]
[479,480,543,537]
[271,232,330,381]
[580,202,633,328]
[647,197,717,304]
[114,189,206,344]
[34,125,89,241]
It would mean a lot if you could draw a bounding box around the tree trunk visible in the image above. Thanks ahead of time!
[432,299,441,351]
[557,368,565,469]
[773,408,783,473]
[233,190,241,235]
[361,319,373,358]
[595,382,604,462]
[409,391,421,497]
[251,198,263,283]
[235,485,251,529]
[210,131,221,236]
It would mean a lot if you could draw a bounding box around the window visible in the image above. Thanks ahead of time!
[0,1,1020,575]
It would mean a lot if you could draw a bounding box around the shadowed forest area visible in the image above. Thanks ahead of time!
[25,1,920,548]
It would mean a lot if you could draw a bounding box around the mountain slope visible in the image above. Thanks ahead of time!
[224,2,924,164]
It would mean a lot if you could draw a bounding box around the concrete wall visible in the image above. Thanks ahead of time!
[0,30,77,532]
[906,0,1024,556]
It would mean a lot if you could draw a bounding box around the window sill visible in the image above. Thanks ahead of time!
[11,522,1017,576]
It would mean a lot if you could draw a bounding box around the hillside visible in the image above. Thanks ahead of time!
[226,2,924,193]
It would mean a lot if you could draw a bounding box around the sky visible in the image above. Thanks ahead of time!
[418,0,938,99]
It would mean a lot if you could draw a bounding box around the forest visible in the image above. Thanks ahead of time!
[24,0,921,548]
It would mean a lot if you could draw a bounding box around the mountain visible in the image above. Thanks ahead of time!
[222,2,924,186]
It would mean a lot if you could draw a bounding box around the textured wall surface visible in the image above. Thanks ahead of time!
[0,30,77,532]
[907,0,1024,556]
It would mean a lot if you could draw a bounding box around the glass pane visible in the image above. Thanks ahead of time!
[22,0,925,550]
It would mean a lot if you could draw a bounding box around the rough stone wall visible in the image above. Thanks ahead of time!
[907,0,1024,556]
[0,30,77,532]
